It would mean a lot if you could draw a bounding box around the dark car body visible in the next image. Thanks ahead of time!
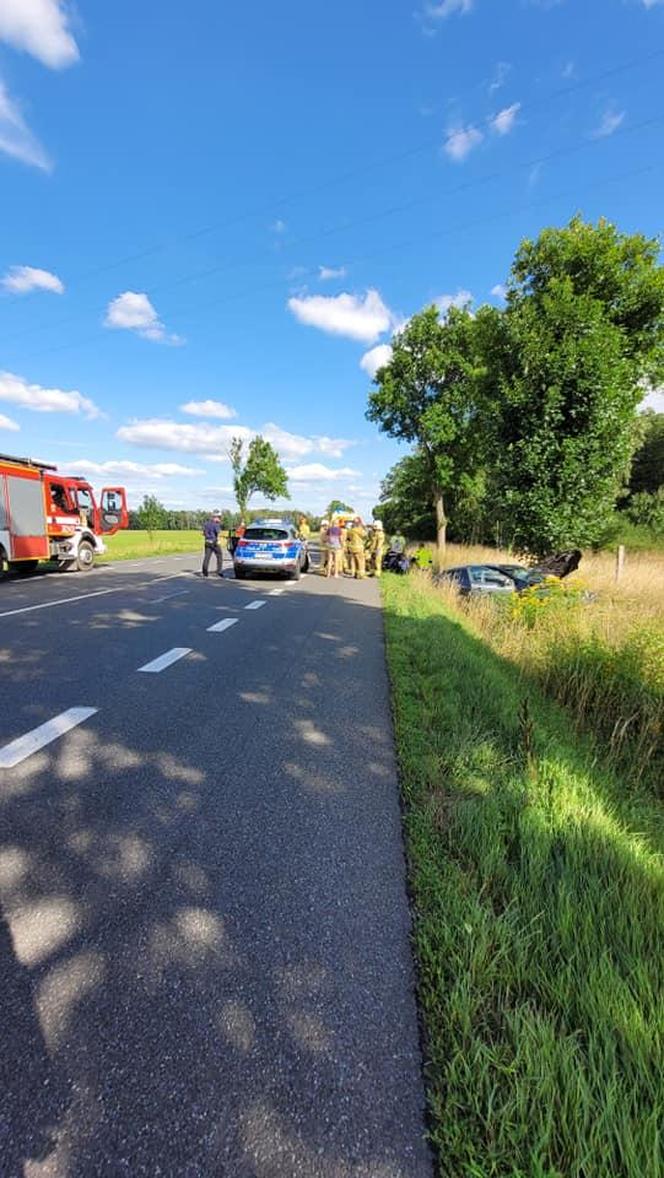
[438,564,517,596]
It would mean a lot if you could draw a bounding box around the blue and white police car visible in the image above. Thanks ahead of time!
[233,519,309,580]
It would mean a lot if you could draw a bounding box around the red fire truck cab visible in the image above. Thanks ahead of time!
[0,453,128,575]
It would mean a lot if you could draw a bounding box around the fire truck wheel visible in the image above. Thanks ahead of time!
[75,541,95,572]
[0,549,8,579]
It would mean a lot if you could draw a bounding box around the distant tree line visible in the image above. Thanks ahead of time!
[368,216,664,559]
[129,496,319,533]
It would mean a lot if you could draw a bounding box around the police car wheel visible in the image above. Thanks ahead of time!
[292,562,302,582]
[235,568,246,580]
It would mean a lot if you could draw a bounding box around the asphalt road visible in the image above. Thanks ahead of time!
[0,552,432,1177]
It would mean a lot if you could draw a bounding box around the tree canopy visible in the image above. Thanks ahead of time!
[367,217,664,559]
[366,302,490,560]
[229,436,289,516]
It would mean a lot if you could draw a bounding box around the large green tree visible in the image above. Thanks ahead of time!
[229,435,289,516]
[492,217,664,555]
[366,304,491,562]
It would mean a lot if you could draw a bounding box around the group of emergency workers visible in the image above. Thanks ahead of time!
[314,515,385,579]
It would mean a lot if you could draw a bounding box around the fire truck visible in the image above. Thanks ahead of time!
[0,453,128,576]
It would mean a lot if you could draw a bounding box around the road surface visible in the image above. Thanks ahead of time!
[0,553,432,1177]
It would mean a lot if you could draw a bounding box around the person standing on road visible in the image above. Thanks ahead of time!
[202,512,223,577]
[318,518,330,574]
[326,518,343,578]
[348,517,367,579]
[368,520,385,576]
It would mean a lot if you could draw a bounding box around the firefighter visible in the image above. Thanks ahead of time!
[319,518,330,574]
[348,517,366,579]
[342,521,353,576]
[368,520,385,576]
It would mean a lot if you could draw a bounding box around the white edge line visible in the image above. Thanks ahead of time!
[0,707,98,770]
[137,647,192,674]
[0,587,119,619]
[207,618,239,633]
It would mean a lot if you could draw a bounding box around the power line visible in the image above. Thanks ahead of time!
[19,155,664,367]
[1,45,662,346]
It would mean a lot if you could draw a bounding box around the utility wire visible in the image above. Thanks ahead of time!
[19,155,664,367]
[1,44,662,345]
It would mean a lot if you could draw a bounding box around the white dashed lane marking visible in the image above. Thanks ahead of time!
[0,708,99,770]
[207,618,239,633]
[244,600,267,611]
[269,589,284,596]
[137,647,192,674]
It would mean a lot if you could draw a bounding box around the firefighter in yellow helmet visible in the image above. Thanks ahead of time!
[348,516,367,579]
[368,519,385,576]
[342,520,353,576]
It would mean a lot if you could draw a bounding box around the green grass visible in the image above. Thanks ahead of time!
[598,516,664,553]
[102,529,203,561]
[382,575,663,1177]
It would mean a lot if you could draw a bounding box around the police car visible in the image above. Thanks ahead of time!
[233,519,309,580]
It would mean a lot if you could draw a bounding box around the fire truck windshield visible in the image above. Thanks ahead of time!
[76,486,94,521]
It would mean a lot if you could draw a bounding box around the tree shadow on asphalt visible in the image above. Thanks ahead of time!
[0,580,431,1176]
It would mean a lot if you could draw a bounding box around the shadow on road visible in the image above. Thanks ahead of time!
[0,579,430,1176]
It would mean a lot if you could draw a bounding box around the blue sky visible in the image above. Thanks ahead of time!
[0,0,663,514]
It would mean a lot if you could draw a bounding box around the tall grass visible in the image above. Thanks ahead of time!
[382,575,664,1177]
[419,545,664,792]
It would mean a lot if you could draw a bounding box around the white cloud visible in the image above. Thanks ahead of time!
[287,288,394,343]
[0,371,101,418]
[0,0,79,69]
[0,81,51,170]
[436,290,473,315]
[489,62,511,94]
[314,435,356,459]
[70,460,203,480]
[491,283,507,301]
[272,219,287,233]
[642,1,664,9]
[180,399,237,420]
[262,422,354,460]
[360,344,393,378]
[0,412,19,431]
[490,102,521,136]
[593,107,625,138]
[104,291,182,345]
[1,264,64,295]
[444,124,483,162]
[117,416,356,463]
[287,463,361,482]
[426,0,473,18]
[562,61,575,79]
[319,265,347,281]
[117,419,250,456]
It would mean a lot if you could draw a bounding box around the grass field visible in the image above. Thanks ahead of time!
[410,543,664,791]
[102,529,204,561]
[382,574,663,1177]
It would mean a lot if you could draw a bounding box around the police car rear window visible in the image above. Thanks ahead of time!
[245,527,290,540]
